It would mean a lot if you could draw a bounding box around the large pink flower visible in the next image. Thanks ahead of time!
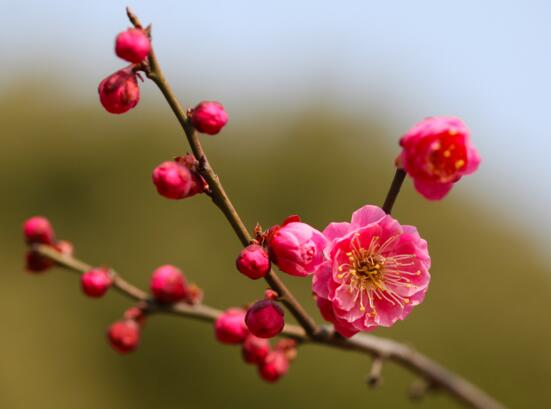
[397,116,480,200]
[313,205,430,337]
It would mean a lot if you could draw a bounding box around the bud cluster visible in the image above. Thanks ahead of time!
[107,306,146,354]
[22,216,74,273]
[98,28,150,114]
[213,292,293,383]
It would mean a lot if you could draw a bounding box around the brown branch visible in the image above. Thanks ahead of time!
[382,168,406,214]
[126,9,320,338]
[33,243,505,409]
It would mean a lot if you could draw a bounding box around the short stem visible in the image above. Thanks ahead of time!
[382,168,406,214]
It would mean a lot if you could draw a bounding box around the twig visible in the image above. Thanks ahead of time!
[382,168,406,214]
[366,355,384,388]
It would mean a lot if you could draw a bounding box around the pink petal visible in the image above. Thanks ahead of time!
[316,297,359,338]
[413,179,454,200]
[350,205,386,227]
[334,284,358,311]
[312,262,332,298]
[464,145,481,175]
[323,222,353,241]
[372,296,411,327]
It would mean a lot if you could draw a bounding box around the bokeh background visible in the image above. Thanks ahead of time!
[1,1,550,408]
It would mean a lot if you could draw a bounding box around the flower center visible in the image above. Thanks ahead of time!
[337,234,420,317]
[426,132,467,181]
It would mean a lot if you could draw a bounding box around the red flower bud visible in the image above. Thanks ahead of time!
[98,67,140,114]
[124,307,147,326]
[25,250,54,273]
[245,299,284,338]
[81,267,113,298]
[152,161,194,199]
[236,244,270,280]
[214,308,249,344]
[189,101,228,135]
[242,334,270,364]
[54,240,74,256]
[107,320,140,354]
[150,265,188,303]
[115,28,151,63]
[183,283,203,305]
[258,350,289,382]
[23,216,54,245]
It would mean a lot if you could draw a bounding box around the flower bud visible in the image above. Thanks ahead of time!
[25,250,54,273]
[214,308,249,344]
[150,265,187,303]
[81,267,113,298]
[258,350,289,382]
[236,244,270,280]
[175,155,207,195]
[245,299,284,338]
[124,307,147,326]
[152,161,194,199]
[115,28,151,63]
[189,101,228,135]
[264,289,278,301]
[183,282,203,305]
[242,334,270,364]
[275,338,298,362]
[268,220,327,277]
[54,240,74,256]
[107,320,140,354]
[98,67,140,114]
[23,216,54,245]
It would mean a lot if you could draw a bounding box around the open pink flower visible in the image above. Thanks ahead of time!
[313,205,430,337]
[267,216,327,277]
[397,116,480,200]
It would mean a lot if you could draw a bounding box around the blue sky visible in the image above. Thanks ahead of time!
[2,0,551,247]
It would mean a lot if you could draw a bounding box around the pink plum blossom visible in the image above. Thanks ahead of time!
[397,116,480,200]
[313,205,431,337]
[267,216,327,277]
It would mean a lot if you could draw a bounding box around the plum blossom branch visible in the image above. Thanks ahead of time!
[33,243,505,409]
[118,8,507,409]
[125,8,320,338]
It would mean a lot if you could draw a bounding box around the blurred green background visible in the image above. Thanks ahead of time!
[1,84,549,409]
[2,1,551,408]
